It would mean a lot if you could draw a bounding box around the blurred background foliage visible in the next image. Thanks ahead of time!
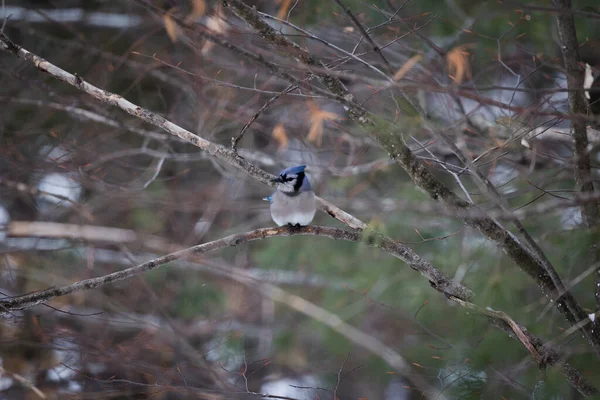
[1,0,600,399]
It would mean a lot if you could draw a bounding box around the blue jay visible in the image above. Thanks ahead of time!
[264,165,316,227]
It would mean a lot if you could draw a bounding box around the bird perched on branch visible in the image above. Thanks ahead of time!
[264,165,316,227]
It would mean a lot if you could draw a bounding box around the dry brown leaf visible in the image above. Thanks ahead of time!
[307,121,324,146]
[206,5,228,34]
[276,0,293,20]
[202,6,229,54]
[446,45,471,84]
[191,0,206,18]
[272,123,288,150]
[185,0,206,22]
[393,54,423,81]
[163,13,182,43]
[307,101,338,146]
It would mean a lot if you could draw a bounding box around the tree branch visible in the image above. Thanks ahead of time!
[0,225,471,310]
[0,31,474,304]
[331,0,394,74]
[451,297,598,396]
[220,0,365,118]
[552,0,600,226]
[4,12,599,358]
[551,0,600,324]
[231,84,297,150]
[2,224,596,395]
[213,5,600,356]
[1,27,598,393]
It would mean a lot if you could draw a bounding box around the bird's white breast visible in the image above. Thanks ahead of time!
[270,190,317,226]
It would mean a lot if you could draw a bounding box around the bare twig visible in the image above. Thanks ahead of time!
[332,353,351,400]
[232,84,297,150]
[331,0,394,74]
[0,366,47,399]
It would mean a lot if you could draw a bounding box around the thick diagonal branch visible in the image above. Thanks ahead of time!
[216,6,600,356]
[451,297,598,396]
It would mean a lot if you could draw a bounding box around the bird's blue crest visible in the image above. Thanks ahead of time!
[280,165,306,176]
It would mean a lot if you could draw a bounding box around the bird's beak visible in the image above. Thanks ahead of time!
[270,177,282,183]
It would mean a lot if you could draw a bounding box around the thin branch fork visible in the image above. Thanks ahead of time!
[331,0,395,74]
[231,84,297,150]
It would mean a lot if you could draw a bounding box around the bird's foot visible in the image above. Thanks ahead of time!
[286,223,303,231]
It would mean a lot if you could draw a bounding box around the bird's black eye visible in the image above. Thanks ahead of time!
[281,174,287,180]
